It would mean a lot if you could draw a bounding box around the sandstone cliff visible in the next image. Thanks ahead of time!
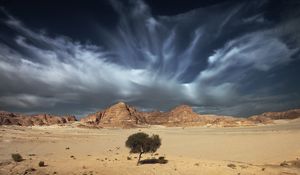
[0,111,76,126]
[2,103,299,128]
[80,102,288,128]
[80,102,146,128]
[250,109,300,120]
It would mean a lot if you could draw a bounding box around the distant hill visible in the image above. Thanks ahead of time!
[0,111,76,126]
[80,102,278,128]
[250,109,300,120]
[1,102,300,128]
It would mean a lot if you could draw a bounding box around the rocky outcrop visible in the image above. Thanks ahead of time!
[80,103,210,127]
[80,112,102,125]
[3,103,299,128]
[146,105,209,126]
[0,111,76,126]
[247,115,273,124]
[80,102,146,128]
[251,109,300,120]
[167,105,199,123]
[80,102,278,128]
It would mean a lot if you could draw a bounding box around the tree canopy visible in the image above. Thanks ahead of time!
[125,132,161,165]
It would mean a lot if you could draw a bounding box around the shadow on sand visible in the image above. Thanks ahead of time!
[139,157,168,165]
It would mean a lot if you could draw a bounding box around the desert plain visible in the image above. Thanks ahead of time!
[1,119,300,175]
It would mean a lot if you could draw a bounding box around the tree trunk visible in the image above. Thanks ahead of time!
[137,152,143,166]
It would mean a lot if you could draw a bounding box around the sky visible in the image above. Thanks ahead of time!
[0,0,300,117]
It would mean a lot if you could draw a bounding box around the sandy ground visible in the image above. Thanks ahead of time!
[1,119,300,175]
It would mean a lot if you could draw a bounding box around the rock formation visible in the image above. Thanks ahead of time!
[251,109,300,120]
[80,102,296,128]
[142,105,214,126]
[0,111,76,126]
[80,103,209,127]
[167,105,200,123]
[80,102,146,128]
[2,102,300,128]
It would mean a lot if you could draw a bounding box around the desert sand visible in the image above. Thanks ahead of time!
[1,119,300,175]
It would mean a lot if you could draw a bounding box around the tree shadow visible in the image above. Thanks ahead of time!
[139,157,168,165]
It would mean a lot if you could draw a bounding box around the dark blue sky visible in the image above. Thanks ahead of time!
[0,0,300,117]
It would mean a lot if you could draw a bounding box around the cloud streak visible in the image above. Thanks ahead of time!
[0,0,299,117]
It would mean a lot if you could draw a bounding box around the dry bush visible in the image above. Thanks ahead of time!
[11,153,23,162]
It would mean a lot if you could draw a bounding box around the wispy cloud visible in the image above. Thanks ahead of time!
[0,0,299,117]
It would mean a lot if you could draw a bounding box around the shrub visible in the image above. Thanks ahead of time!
[280,161,289,167]
[125,132,161,165]
[24,168,36,174]
[11,153,23,162]
[38,161,45,167]
[227,163,236,169]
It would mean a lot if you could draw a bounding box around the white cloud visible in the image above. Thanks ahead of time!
[0,0,299,117]
[200,30,297,81]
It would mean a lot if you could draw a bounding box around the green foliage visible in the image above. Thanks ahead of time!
[125,132,161,165]
[11,153,23,162]
[125,132,161,154]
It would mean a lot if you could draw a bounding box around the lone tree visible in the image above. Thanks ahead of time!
[125,132,161,165]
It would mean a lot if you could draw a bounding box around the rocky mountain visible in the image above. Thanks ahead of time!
[142,105,214,126]
[1,103,299,128]
[80,102,293,128]
[250,109,300,120]
[80,103,203,127]
[0,111,76,126]
[80,102,146,128]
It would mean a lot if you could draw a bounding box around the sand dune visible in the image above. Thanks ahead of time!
[1,119,300,175]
